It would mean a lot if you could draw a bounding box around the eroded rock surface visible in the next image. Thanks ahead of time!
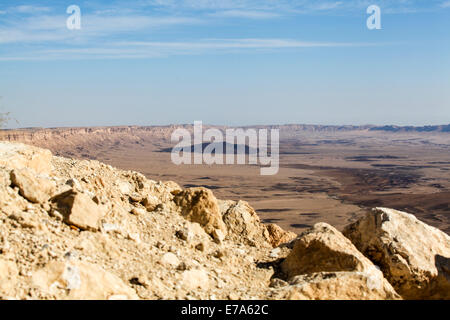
[11,168,56,204]
[173,188,227,241]
[277,223,400,299]
[0,142,53,175]
[266,223,297,248]
[271,271,400,300]
[222,200,271,247]
[344,208,450,300]
[51,190,106,231]
[32,260,138,300]
[282,223,375,277]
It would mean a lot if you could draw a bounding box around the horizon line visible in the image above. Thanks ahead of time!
[2,123,450,131]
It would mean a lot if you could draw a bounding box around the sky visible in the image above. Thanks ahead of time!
[0,0,449,128]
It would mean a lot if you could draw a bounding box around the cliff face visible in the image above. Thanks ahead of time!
[0,125,373,146]
[0,141,448,300]
[1,124,447,153]
[0,126,187,159]
[0,126,178,145]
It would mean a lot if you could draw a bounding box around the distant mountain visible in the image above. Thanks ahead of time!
[0,124,448,149]
[369,125,450,133]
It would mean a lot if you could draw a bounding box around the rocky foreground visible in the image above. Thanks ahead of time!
[0,142,448,300]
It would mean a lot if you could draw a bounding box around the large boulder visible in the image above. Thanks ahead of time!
[281,223,381,278]
[277,223,400,300]
[273,271,400,300]
[0,142,53,175]
[51,190,106,231]
[32,260,138,300]
[10,168,56,203]
[173,188,227,240]
[343,208,450,300]
[222,200,271,247]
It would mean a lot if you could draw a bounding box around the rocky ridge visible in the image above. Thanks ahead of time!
[1,124,448,153]
[0,142,448,300]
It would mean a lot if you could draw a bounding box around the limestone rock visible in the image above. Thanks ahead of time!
[160,252,180,267]
[117,180,133,195]
[32,261,138,300]
[222,200,271,247]
[173,188,227,239]
[212,228,225,244]
[343,207,450,300]
[181,269,210,291]
[129,192,143,203]
[176,228,192,242]
[164,181,183,195]
[140,179,178,204]
[217,199,235,215]
[142,194,160,211]
[281,223,378,279]
[131,207,146,216]
[10,168,56,203]
[51,190,106,231]
[186,222,208,239]
[273,271,401,300]
[266,223,297,248]
[269,247,281,258]
[0,142,53,175]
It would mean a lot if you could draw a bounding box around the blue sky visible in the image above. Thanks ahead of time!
[0,0,449,128]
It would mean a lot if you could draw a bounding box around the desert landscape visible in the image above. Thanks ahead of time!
[1,0,449,305]
[0,134,449,300]
[1,125,449,235]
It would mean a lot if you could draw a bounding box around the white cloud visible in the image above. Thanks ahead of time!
[147,0,341,11]
[441,1,450,8]
[13,5,52,14]
[145,0,346,14]
[0,38,382,61]
[209,10,280,19]
[82,15,200,32]
[0,0,415,60]
[118,38,364,49]
[0,13,202,44]
[0,29,68,44]
[144,0,447,15]
[310,2,343,11]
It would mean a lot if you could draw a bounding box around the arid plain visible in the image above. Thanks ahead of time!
[1,125,449,235]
